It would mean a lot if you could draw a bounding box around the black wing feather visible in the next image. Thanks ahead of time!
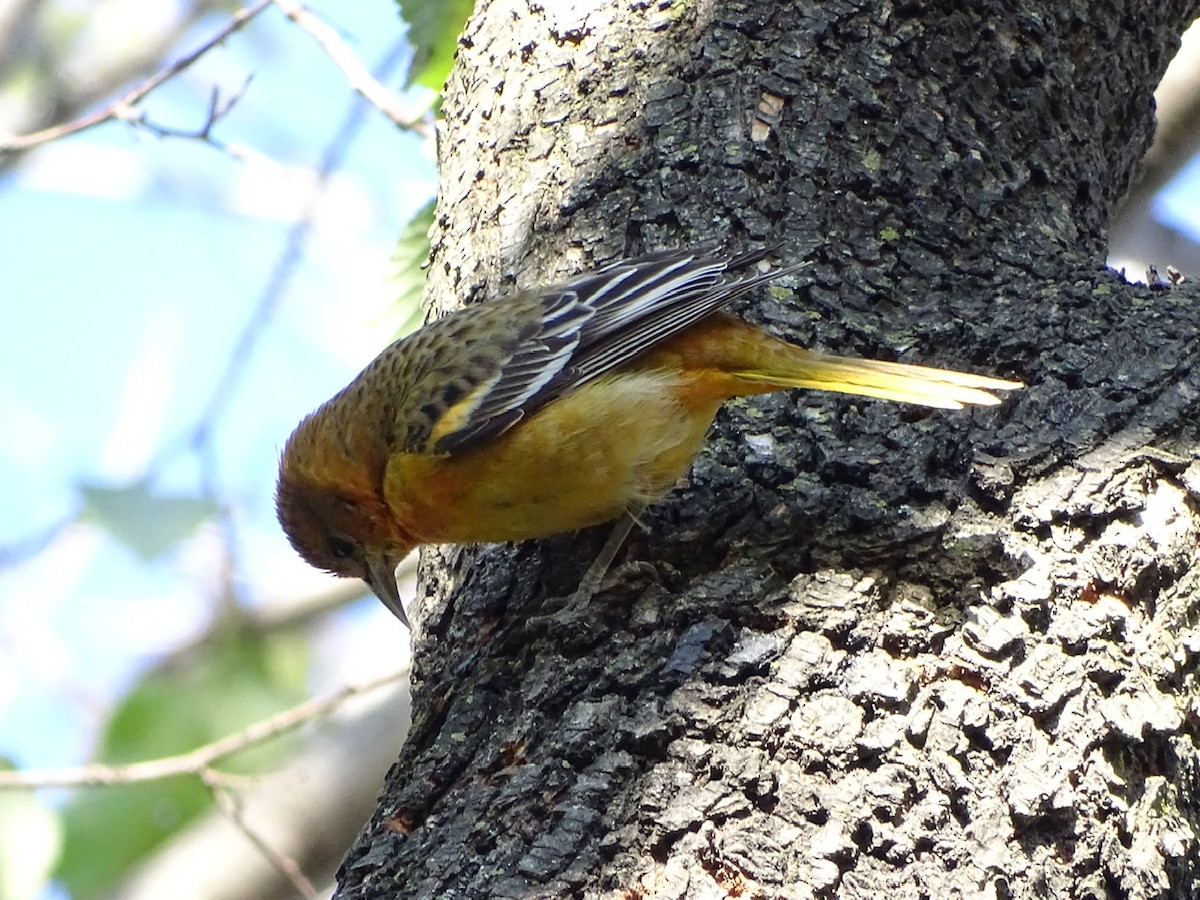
[432,246,796,454]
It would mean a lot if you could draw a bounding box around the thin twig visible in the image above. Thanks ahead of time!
[0,0,273,153]
[205,772,320,898]
[119,76,256,145]
[270,0,435,138]
[0,670,405,789]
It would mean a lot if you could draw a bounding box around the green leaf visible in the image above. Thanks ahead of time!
[398,0,474,90]
[79,483,215,560]
[58,778,208,899]
[0,772,62,900]
[55,629,309,898]
[388,199,434,336]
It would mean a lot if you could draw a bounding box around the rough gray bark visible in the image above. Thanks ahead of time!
[338,1,1200,897]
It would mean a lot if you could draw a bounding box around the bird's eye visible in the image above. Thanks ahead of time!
[328,536,357,559]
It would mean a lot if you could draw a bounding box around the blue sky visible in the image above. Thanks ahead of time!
[1156,153,1200,242]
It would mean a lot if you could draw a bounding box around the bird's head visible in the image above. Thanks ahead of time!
[276,413,414,626]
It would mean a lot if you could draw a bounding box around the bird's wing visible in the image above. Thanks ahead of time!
[429,246,796,454]
[425,291,595,452]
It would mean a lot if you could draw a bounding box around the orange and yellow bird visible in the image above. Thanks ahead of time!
[276,246,1020,626]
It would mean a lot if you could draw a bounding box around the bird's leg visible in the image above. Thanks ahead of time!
[528,504,646,626]
[569,508,640,606]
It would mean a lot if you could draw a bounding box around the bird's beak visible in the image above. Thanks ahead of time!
[365,552,409,628]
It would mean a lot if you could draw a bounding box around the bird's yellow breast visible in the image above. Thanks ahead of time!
[382,370,724,545]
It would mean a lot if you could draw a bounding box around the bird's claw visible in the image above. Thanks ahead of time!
[524,560,661,633]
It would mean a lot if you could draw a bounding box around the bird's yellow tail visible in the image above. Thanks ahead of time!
[679,314,1023,409]
[739,350,1023,409]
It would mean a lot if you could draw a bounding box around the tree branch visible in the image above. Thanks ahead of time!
[205,771,321,899]
[0,0,273,153]
[0,0,435,155]
[270,0,436,139]
[0,670,405,789]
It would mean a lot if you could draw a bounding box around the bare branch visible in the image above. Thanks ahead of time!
[0,670,406,789]
[206,772,320,898]
[270,0,436,138]
[115,676,410,900]
[0,0,273,153]
[116,76,256,145]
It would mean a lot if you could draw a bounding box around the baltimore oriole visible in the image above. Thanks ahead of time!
[276,246,1020,626]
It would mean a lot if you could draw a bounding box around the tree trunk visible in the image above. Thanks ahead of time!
[337,1,1200,897]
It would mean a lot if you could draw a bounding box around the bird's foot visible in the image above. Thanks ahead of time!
[525,560,659,633]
